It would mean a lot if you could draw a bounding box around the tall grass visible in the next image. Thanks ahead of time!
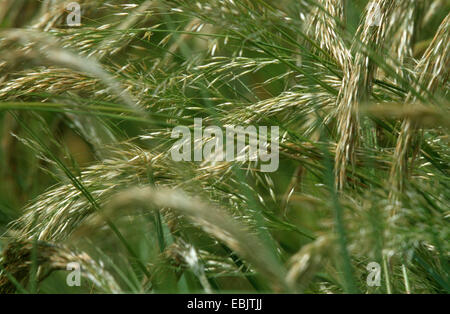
[0,0,448,294]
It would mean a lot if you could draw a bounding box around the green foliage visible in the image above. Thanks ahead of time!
[0,0,448,294]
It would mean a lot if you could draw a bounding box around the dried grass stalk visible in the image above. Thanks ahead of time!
[0,240,120,294]
[306,0,351,69]
[89,186,290,291]
[389,13,450,198]
[335,0,395,189]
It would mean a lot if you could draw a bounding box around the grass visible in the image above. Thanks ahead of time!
[0,0,448,294]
